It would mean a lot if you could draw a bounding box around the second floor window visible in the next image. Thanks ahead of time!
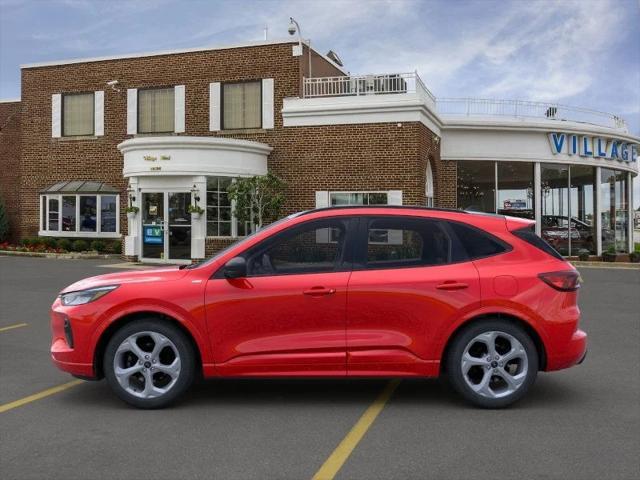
[138,87,175,133]
[222,81,261,130]
[63,92,94,136]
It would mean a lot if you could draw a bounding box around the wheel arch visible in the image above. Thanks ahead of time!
[93,311,204,379]
[440,312,547,373]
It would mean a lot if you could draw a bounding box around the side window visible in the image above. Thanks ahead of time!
[246,218,350,276]
[447,221,509,260]
[364,217,451,269]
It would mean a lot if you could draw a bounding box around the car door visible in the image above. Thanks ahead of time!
[204,217,355,376]
[346,216,481,376]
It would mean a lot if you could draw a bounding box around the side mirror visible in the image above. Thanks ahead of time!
[223,256,247,279]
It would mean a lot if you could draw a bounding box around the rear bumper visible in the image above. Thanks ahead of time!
[546,329,587,371]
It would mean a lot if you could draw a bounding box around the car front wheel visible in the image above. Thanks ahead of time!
[446,320,538,408]
[103,319,196,409]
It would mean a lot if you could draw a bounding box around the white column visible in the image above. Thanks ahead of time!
[595,167,602,256]
[124,177,140,258]
[191,176,207,260]
[534,162,541,236]
[628,171,634,253]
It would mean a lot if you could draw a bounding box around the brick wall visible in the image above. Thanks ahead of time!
[17,41,444,257]
[0,101,21,241]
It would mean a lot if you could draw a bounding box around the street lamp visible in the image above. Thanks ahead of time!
[288,17,312,83]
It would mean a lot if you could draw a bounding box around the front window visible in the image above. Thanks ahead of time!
[138,87,175,133]
[601,168,629,253]
[222,81,261,129]
[457,161,495,212]
[40,194,119,236]
[62,92,94,136]
[206,177,251,237]
[330,191,388,206]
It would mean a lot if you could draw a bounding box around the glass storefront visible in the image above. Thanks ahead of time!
[456,161,631,255]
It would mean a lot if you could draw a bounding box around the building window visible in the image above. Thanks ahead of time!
[601,168,629,253]
[222,81,261,129]
[138,87,175,133]
[40,194,119,237]
[497,162,534,219]
[63,92,94,136]
[541,164,570,255]
[457,161,496,212]
[329,191,388,206]
[426,161,434,207]
[570,165,596,255]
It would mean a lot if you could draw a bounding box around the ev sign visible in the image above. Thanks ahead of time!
[548,132,638,162]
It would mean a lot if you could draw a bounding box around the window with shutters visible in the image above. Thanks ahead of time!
[138,87,175,133]
[222,81,261,129]
[62,92,94,136]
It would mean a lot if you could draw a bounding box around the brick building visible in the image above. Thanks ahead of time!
[0,38,638,262]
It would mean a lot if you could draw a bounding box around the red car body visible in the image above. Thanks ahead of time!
[51,208,587,383]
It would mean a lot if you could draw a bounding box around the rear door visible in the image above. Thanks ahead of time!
[346,216,481,376]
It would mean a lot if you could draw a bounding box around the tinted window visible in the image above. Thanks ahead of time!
[512,226,564,260]
[448,221,508,260]
[363,217,451,269]
[246,218,349,276]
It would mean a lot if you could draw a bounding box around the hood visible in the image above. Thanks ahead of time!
[60,266,189,294]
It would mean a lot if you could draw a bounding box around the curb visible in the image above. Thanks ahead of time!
[571,261,640,270]
[0,250,120,260]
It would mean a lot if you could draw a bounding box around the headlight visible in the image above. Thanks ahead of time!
[60,285,119,306]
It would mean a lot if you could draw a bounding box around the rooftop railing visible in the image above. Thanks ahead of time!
[301,73,627,131]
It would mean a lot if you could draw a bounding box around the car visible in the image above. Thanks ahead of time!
[50,206,587,409]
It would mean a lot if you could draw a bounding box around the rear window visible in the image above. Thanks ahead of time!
[448,221,509,260]
[512,226,564,260]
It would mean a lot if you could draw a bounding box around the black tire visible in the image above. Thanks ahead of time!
[103,319,196,409]
[446,319,538,408]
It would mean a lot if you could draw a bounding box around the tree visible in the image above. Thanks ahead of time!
[227,173,286,230]
[0,195,9,242]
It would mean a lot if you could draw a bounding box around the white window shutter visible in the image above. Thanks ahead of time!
[51,94,61,138]
[315,191,329,208]
[387,190,403,205]
[126,88,137,134]
[174,85,185,133]
[94,91,104,136]
[262,78,275,129]
[209,82,221,131]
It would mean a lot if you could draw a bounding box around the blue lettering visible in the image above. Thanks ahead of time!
[548,133,565,154]
[570,135,579,155]
[621,143,628,161]
[596,138,607,157]
[580,136,593,156]
[610,141,619,159]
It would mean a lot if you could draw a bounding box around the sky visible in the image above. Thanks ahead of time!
[1,0,639,205]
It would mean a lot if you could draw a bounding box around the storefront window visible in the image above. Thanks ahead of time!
[541,164,570,255]
[457,161,495,213]
[570,166,596,254]
[206,177,252,237]
[40,193,119,236]
[48,197,59,231]
[61,196,76,232]
[79,196,97,232]
[602,169,629,253]
[101,195,118,233]
[497,162,534,219]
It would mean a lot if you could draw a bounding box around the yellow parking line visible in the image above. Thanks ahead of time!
[0,323,28,333]
[312,379,400,480]
[0,380,83,414]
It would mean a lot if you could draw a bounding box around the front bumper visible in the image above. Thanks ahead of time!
[50,306,97,378]
[546,329,588,371]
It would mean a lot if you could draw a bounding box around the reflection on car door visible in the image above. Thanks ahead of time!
[346,216,481,376]
[204,217,355,376]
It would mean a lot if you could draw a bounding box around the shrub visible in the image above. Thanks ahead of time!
[577,249,590,261]
[42,237,58,249]
[58,238,72,252]
[72,239,88,252]
[90,240,106,252]
[109,239,122,254]
[21,237,33,247]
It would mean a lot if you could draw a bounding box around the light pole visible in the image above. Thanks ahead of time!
[288,17,312,95]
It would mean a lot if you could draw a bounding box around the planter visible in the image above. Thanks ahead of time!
[127,212,137,221]
[190,212,202,220]
[602,252,618,262]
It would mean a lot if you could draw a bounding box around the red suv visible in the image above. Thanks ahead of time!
[50,207,587,408]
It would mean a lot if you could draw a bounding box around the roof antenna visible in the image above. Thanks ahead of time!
[263,24,268,41]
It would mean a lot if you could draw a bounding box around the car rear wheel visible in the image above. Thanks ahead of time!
[103,319,196,409]
[446,320,538,408]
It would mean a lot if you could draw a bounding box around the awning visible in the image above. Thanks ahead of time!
[40,180,120,194]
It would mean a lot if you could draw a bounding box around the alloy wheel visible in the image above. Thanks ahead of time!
[460,330,529,399]
[113,331,181,399]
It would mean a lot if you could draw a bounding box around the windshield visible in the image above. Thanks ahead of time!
[186,213,302,269]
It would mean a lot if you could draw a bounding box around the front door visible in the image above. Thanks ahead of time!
[346,216,481,376]
[141,192,192,262]
[204,217,355,376]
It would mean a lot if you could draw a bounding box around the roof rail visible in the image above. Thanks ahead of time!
[298,205,468,216]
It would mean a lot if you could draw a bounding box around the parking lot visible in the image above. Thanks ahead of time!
[1,256,639,480]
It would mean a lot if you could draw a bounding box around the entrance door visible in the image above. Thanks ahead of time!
[141,192,192,262]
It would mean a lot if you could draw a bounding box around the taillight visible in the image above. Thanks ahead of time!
[538,271,581,292]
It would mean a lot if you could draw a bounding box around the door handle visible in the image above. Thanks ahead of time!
[303,287,336,297]
[436,281,469,291]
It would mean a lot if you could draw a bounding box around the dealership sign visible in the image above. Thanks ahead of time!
[548,133,638,162]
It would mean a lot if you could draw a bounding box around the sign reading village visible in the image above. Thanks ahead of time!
[548,133,638,163]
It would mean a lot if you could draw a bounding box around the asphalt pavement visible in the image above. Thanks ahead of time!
[0,256,638,480]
